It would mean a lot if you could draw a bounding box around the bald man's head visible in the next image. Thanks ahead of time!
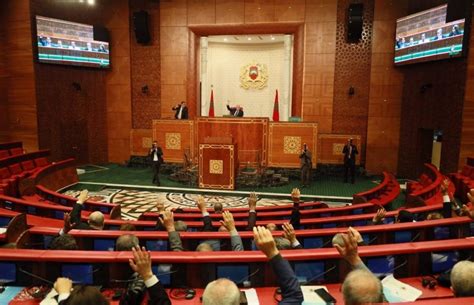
[266,223,277,231]
[196,242,213,252]
[451,260,474,297]
[88,211,105,230]
[202,278,240,305]
[342,269,383,305]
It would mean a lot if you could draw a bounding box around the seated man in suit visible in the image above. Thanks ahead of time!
[62,190,105,233]
[226,101,244,117]
[172,101,189,119]
[53,246,171,305]
[202,226,303,305]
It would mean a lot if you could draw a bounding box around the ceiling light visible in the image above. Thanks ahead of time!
[247,37,252,41]
[87,0,95,5]
[271,36,275,40]
[224,38,228,42]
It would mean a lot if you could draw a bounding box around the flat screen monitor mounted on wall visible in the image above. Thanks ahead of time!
[36,15,110,68]
[394,4,465,66]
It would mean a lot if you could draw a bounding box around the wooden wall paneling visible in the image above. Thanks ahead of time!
[152,119,194,163]
[332,0,375,166]
[105,0,132,163]
[244,0,275,23]
[195,117,268,167]
[188,0,216,25]
[458,7,474,169]
[268,122,318,168]
[130,129,153,156]
[274,0,305,22]
[3,0,38,152]
[215,0,245,24]
[199,144,236,189]
[130,0,161,129]
[318,134,362,165]
[365,0,407,174]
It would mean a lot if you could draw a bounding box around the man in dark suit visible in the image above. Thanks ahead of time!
[149,141,164,186]
[64,190,105,232]
[226,102,244,117]
[342,138,358,184]
[201,226,303,305]
[299,143,312,187]
[172,101,189,119]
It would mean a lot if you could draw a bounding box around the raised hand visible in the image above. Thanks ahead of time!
[63,212,76,233]
[291,188,301,203]
[334,228,362,267]
[372,207,386,224]
[54,277,72,294]
[282,223,297,244]
[220,210,236,232]
[159,210,175,232]
[76,189,89,204]
[197,195,207,212]
[156,202,165,213]
[248,192,258,211]
[253,226,279,259]
[129,246,153,281]
[440,178,450,194]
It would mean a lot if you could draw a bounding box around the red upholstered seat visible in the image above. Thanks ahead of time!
[9,147,23,156]
[8,164,22,175]
[21,160,36,171]
[34,157,49,167]
[0,150,9,159]
[0,168,11,180]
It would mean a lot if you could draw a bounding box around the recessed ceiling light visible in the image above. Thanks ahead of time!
[224,38,228,41]
[247,37,252,41]
[87,0,95,5]
[271,36,275,40]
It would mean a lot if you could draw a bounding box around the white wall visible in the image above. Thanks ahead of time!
[200,39,292,120]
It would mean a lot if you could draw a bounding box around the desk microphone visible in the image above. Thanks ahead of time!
[301,265,337,285]
[236,268,260,288]
[18,268,53,285]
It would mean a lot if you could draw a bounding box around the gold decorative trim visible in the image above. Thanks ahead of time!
[142,137,152,148]
[332,143,345,155]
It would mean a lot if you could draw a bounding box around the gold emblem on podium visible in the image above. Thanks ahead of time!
[283,136,301,154]
[209,159,223,174]
[165,133,181,150]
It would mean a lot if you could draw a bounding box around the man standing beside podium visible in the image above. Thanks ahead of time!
[149,141,164,186]
[299,143,312,188]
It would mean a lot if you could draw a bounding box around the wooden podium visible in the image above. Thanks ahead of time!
[198,137,238,190]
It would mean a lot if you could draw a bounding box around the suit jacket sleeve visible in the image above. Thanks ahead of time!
[342,145,348,154]
[246,211,257,231]
[147,281,172,305]
[69,203,83,227]
[202,215,213,232]
[269,254,304,305]
[230,233,244,251]
[168,231,184,251]
[290,207,301,229]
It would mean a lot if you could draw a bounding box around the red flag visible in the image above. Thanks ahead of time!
[272,89,279,121]
[208,89,215,117]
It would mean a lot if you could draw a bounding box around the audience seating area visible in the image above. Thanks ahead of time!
[352,171,400,205]
[449,163,474,203]
[0,141,24,159]
[0,142,472,305]
[406,163,454,207]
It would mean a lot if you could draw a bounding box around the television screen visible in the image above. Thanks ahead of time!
[394,4,465,65]
[36,16,110,68]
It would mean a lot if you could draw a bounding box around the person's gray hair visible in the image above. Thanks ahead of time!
[202,278,240,305]
[88,211,105,230]
[451,260,474,297]
[115,234,139,251]
[342,269,383,305]
[196,242,213,252]
[175,220,187,232]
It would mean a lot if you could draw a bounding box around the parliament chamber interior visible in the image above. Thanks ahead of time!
[0,0,474,304]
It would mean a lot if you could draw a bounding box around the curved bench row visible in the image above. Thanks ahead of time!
[0,141,23,159]
[0,150,51,196]
[449,163,474,203]
[17,216,472,251]
[406,163,453,207]
[352,171,400,205]
[0,238,472,287]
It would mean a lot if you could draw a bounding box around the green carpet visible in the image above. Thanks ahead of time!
[77,164,375,196]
